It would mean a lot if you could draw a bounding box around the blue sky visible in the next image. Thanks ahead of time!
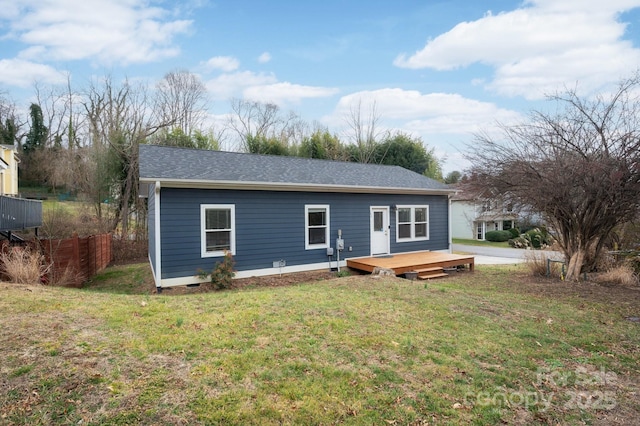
[2,0,640,173]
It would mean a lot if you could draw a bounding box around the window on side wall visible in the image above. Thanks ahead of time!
[201,204,235,257]
[396,205,429,242]
[305,205,329,249]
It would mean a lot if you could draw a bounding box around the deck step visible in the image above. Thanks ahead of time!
[417,273,449,280]
[412,266,448,280]
[413,267,444,274]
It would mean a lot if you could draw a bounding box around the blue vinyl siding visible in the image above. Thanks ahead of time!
[148,183,156,275]
[158,187,449,279]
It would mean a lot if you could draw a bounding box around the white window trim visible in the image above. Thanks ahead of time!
[305,204,330,250]
[396,205,429,242]
[201,204,236,257]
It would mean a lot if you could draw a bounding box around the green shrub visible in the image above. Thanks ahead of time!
[485,230,512,242]
[197,251,236,290]
[524,227,553,249]
[508,227,521,238]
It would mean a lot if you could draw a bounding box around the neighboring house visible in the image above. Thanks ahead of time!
[139,144,456,289]
[0,145,19,196]
[450,187,518,240]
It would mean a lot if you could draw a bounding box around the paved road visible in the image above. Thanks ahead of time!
[453,244,527,259]
[452,244,563,265]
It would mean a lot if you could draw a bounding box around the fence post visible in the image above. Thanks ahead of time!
[73,233,81,285]
[546,258,550,277]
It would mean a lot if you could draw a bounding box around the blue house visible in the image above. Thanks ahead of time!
[139,144,456,289]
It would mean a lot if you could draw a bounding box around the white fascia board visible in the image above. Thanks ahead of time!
[139,177,456,196]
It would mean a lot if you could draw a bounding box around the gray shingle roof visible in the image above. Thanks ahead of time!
[139,144,453,194]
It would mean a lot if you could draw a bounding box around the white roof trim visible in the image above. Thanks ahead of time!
[140,177,456,195]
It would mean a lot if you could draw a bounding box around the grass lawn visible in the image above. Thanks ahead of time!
[453,238,511,248]
[1,263,638,425]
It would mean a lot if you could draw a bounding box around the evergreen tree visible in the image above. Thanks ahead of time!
[24,103,48,153]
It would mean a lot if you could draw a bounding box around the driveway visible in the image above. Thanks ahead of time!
[452,243,563,265]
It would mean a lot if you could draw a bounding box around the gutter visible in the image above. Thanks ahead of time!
[139,177,456,196]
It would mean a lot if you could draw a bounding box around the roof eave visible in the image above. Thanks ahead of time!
[140,177,455,195]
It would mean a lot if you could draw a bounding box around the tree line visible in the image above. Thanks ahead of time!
[0,70,457,240]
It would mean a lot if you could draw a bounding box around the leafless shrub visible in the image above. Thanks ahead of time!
[524,250,562,278]
[48,265,85,287]
[41,202,111,239]
[594,251,617,272]
[0,246,51,284]
[112,238,148,264]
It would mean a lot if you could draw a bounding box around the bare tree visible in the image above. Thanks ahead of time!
[227,99,281,151]
[467,75,640,281]
[155,69,208,136]
[38,75,88,148]
[28,76,88,190]
[343,99,384,163]
[227,99,306,153]
[83,76,169,237]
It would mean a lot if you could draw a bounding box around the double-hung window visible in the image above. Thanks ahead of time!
[201,204,235,257]
[305,205,329,249]
[396,205,429,242]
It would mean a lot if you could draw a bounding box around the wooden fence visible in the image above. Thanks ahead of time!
[1,233,113,287]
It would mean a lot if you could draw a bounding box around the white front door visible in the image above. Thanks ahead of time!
[370,207,390,255]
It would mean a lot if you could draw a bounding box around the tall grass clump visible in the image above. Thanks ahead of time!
[594,263,639,287]
[0,246,51,284]
[524,250,562,278]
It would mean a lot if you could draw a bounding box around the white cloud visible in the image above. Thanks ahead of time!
[0,0,21,20]
[205,71,338,105]
[205,71,278,100]
[0,58,66,87]
[257,52,271,63]
[4,0,192,65]
[201,56,240,73]
[394,0,640,99]
[332,88,521,134]
[243,82,339,105]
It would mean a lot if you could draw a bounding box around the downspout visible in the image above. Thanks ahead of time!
[448,193,453,254]
[155,181,162,291]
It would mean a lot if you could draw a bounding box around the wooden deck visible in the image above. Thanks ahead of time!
[346,251,474,279]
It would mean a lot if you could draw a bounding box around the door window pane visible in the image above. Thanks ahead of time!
[374,211,383,231]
